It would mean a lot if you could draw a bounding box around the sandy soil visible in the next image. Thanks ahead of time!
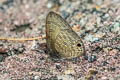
[0,0,120,80]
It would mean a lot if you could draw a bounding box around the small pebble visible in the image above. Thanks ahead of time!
[64,69,75,75]
[80,17,87,27]
[111,22,120,33]
[88,68,98,75]
[56,63,61,69]
[103,13,109,19]
[61,11,70,19]
[101,61,108,66]
[0,55,4,62]
[85,34,99,42]
[64,66,75,75]
[34,75,40,80]
[101,76,108,80]
[24,77,29,80]
[84,55,88,60]
[88,55,97,63]
[72,24,81,32]
[31,40,39,50]
[87,0,93,3]
[57,75,75,80]
[46,0,59,9]
[85,68,98,80]
[46,2,54,8]
[97,17,101,25]
[103,47,112,54]
[109,49,118,56]
[85,75,93,80]
[110,67,116,71]
[117,44,120,50]
[114,75,120,80]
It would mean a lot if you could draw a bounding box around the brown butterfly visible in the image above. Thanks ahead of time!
[46,11,85,59]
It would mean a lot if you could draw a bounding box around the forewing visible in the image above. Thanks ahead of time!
[46,11,72,30]
[46,11,72,50]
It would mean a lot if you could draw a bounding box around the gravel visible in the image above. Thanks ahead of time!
[0,0,120,80]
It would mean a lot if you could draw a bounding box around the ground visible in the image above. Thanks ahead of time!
[0,0,120,80]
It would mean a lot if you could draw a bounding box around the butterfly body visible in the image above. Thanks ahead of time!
[46,11,85,59]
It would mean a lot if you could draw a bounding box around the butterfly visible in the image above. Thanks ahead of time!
[46,11,85,59]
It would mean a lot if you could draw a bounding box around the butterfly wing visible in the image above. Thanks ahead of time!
[46,11,71,53]
[46,11,85,58]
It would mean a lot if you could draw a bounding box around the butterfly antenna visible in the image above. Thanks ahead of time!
[0,36,46,41]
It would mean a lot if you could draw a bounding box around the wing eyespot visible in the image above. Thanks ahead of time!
[77,43,81,47]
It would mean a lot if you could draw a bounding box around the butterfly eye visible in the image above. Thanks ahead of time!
[77,43,81,47]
